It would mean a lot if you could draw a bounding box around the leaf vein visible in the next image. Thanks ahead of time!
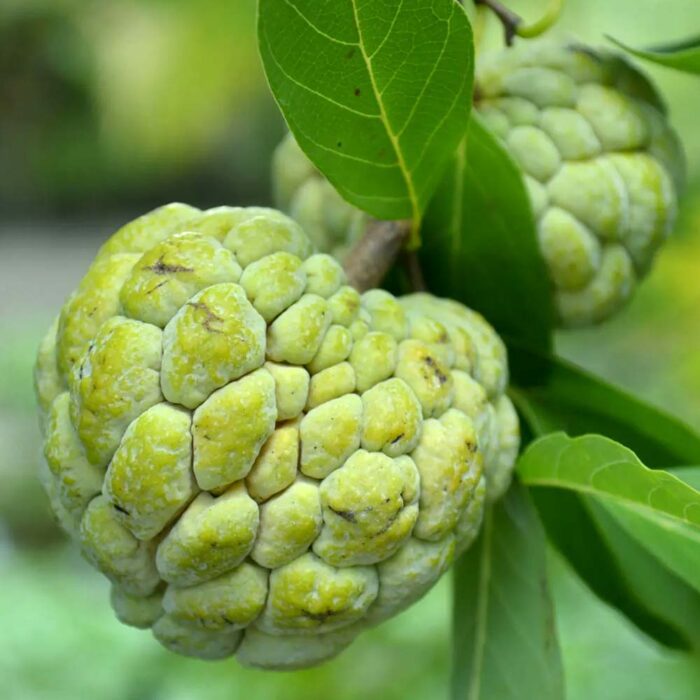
[263,30,380,118]
[283,0,358,47]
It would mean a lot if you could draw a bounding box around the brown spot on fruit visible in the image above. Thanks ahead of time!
[144,255,194,275]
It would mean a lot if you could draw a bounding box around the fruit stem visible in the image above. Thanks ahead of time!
[402,251,428,292]
[343,219,411,292]
[517,0,564,38]
[474,0,563,45]
[473,0,520,46]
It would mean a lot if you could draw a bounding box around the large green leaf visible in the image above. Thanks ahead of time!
[609,35,700,75]
[529,487,692,649]
[517,433,700,528]
[514,367,700,648]
[258,0,473,232]
[604,501,700,597]
[519,433,700,646]
[509,348,700,468]
[585,497,700,650]
[452,482,564,700]
[420,116,554,353]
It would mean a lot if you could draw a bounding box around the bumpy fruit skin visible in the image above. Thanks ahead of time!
[272,134,368,261]
[34,203,519,670]
[476,42,684,327]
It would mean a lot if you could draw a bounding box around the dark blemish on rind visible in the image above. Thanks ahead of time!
[329,506,357,523]
[302,609,335,622]
[144,255,194,275]
[146,280,169,295]
[373,505,403,536]
[187,301,224,334]
[354,87,361,96]
[424,355,447,384]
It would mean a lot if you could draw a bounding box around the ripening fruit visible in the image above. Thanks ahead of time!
[35,203,519,670]
[476,41,684,327]
[272,133,369,261]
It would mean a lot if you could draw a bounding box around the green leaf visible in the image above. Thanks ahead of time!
[585,497,700,650]
[517,433,700,529]
[603,501,700,597]
[258,0,474,231]
[509,349,700,467]
[608,35,700,75]
[420,115,554,353]
[519,433,700,645]
[452,482,564,700]
[672,466,700,491]
[529,487,692,649]
[513,368,700,648]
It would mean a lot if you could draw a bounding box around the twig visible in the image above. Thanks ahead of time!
[473,0,564,45]
[474,0,521,46]
[402,251,427,293]
[343,219,411,292]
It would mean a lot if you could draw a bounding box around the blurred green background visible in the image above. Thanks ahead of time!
[2,1,700,698]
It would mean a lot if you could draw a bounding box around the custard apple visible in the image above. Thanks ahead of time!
[272,133,368,261]
[272,43,684,328]
[476,42,684,326]
[34,203,519,670]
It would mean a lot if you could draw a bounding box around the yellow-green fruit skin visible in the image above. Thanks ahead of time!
[34,203,519,670]
[476,42,684,327]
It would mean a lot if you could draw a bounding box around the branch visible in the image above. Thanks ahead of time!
[343,219,411,292]
[474,0,564,45]
[402,251,427,292]
[474,0,521,46]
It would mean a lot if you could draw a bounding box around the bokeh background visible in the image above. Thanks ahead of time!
[2,1,700,698]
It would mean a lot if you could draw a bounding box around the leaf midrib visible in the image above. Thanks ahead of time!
[522,475,700,535]
[349,0,420,229]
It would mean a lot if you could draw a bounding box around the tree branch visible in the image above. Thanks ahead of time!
[474,0,521,46]
[343,219,411,292]
[402,251,427,292]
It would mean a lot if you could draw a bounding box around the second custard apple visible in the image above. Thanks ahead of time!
[35,203,519,671]
[272,133,369,261]
[476,41,684,327]
[272,42,684,328]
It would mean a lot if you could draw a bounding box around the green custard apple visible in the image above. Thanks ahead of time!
[272,133,369,261]
[35,203,519,670]
[273,42,684,328]
[476,41,684,327]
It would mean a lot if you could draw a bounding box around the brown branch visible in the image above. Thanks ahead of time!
[474,0,521,46]
[401,251,427,293]
[343,219,411,292]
